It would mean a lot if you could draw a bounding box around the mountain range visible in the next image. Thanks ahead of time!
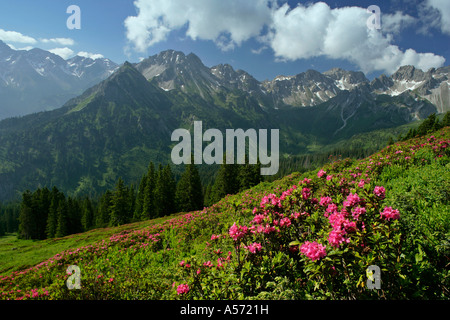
[135,49,449,113]
[0,40,118,120]
[0,47,448,202]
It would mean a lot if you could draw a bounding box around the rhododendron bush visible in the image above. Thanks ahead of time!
[174,172,406,299]
[1,127,449,300]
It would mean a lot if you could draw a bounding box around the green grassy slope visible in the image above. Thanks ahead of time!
[0,127,449,300]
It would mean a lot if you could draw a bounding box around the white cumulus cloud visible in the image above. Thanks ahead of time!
[124,0,272,52]
[0,29,37,44]
[6,43,33,51]
[48,47,75,60]
[41,38,75,46]
[267,2,444,74]
[77,51,104,60]
[124,0,445,75]
[426,0,450,34]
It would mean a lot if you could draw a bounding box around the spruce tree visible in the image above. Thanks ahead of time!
[210,156,239,204]
[134,173,147,220]
[46,187,64,238]
[34,187,51,239]
[67,197,82,235]
[18,190,34,239]
[154,164,176,217]
[143,162,156,219]
[175,162,203,213]
[55,200,69,238]
[442,111,450,127]
[128,184,136,220]
[96,190,113,227]
[110,178,130,226]
[81,197,94,231]
[203,183,212,207]
[238,159,262,191]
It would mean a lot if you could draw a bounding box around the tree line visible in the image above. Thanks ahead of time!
[12,159,262,240]
[0,202,20,237]
[396,111,450,143]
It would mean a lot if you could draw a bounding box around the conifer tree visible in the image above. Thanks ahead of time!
[175,162,203,212]
[18,190,34,240]
[81,197,94,231]
[203,183,212,207]
[128,184,136,220]
[154,164,176,217]
[110,178,130,226]
[210,155,239,205]
[442,111,450,127]
[238,158,262,191]
[134,173,147,220]
[34,187,51,239]
[96,190,113,227]
[67,197,82,235]
[46,187,65,238]
[143,162,156,219]
[55,200,69,238]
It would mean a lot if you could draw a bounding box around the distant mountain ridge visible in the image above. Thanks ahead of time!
[0,40,118,120]
[134,49,449,113]
[0,48,447,202]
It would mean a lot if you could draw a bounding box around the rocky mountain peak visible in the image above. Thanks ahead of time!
[391,65,428,82]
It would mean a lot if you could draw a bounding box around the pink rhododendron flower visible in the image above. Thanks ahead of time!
[352,206,366,220]
[343,193,361,208]
[177,284,190,295]
[302,187,311,200]
[300,241,327,261]
[317,169,326,178]
[245,242,262,253]
[328,229,348,247]
[263,224,276,234]
[291,212,301,219]
[319,196,332,207]
[203,261,213,268]
[373,186,386,199]
[279,217,291,227]
[358,179,365,188]
[380,207,400,220]
[229,223,248,241]
[252,214,266,224]
[301,178,312,185]
[326,203,338,214]
[210,234,221,240]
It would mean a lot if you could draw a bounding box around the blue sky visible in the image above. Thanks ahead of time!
[0,0,449,80]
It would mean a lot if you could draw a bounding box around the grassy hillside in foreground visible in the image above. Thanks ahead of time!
[0,127,449,300]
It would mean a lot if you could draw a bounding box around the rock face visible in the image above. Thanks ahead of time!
[370,65,449,113]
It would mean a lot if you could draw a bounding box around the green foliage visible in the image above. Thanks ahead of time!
[1,127,449,300]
